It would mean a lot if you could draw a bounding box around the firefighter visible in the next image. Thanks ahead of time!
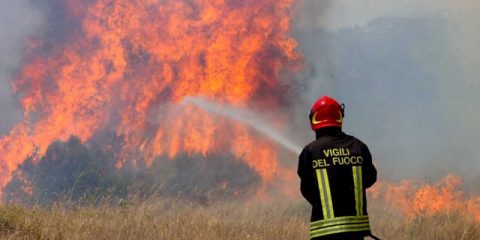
[298,96,378,240]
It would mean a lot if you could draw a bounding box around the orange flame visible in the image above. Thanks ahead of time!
[0,0,300,195]
[369,174,480,221]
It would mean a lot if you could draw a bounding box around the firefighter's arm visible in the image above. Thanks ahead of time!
[362,146,377,188]
[298,147,315,204]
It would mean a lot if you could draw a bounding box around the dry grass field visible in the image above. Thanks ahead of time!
[0,197,479,240]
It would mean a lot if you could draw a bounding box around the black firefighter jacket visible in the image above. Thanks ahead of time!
[298,128,377,240]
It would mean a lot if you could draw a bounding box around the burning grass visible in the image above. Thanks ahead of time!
[369,199,480,240]
[0,197,479,240]
[3,138,480,239]
[0,198,308,240]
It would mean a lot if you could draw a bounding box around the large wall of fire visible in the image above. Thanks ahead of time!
[0,0,300,193]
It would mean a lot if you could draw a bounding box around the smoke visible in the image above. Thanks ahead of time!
[293,0,480,180]
[0,1,44,134]
[182,96,302,155]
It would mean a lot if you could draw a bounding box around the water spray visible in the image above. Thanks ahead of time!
[182,96,302,155]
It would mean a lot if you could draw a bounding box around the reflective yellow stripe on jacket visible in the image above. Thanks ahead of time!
[310,216,370,239]
[352,166,364,216]
[315,168,334,219]
[310,166,369,239]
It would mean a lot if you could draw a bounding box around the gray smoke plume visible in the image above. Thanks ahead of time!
[0,0,44,134]
[293,0,480,180]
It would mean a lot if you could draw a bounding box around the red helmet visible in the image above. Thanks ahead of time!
[309,96,345,130]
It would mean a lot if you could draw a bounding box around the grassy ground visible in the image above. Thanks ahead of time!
[368,200,480,240]
[0,198,479,240]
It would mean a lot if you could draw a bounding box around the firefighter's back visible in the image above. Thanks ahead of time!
[297,96,377,240]
[300,131,377,240]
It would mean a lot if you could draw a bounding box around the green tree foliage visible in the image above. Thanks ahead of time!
[4,136,126,204]
[137,153,261,202]
[4,136,260,205]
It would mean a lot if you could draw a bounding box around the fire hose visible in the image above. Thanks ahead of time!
[369,233,382,240]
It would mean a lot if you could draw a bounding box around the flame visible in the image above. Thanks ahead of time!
[0,0,300,195]
[369,174,480,221]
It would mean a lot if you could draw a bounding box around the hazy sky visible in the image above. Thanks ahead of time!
[0,1,44,134]
[299,0,480,29]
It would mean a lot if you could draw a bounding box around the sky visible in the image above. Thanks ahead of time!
[0,1,44,134]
